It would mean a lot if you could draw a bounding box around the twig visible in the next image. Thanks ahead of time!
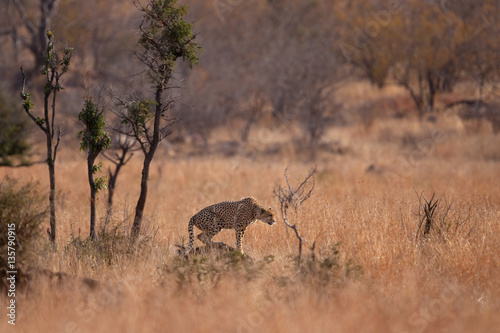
[274,166,317,265]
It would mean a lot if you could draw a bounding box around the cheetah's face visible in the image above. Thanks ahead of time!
[256,207,276,226]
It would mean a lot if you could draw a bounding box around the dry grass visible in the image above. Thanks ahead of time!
[1,111,500,333]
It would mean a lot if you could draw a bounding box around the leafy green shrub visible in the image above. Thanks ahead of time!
[0,178,46,289]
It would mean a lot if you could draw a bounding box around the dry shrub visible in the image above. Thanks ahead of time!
[64,212,160,271]
[64,225,132,268]
[0,177,47,290]
[414,192,476,246]
[159,252,274,292]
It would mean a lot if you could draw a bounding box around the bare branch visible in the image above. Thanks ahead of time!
[53,129,61,162]
[12,0,37,38]
[51,75,59,141]
[274,166,317,265]
[20,67,47,134]
[296,166,316,206]
[0,29,14,36]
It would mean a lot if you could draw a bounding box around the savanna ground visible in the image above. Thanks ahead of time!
[1,83,500,333]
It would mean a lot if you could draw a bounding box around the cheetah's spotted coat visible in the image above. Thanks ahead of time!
[185,197,275,253]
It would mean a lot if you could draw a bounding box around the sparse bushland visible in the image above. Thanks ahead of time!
[1,1,499,331]
[1,150,499,332]
[1,104,500,331]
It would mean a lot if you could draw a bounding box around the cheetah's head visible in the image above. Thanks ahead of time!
[256,207,276,226]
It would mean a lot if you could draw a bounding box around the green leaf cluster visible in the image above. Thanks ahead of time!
[94,176,108,193]
[79,98,111,197]
[78,98,112,155]
[20,92,34,113]
[78,97,111,194]
[92,162,108,194]
[123,99,156,135]
[41,31,73,95]
[138,0,201,85]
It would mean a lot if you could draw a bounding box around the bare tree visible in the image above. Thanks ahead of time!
[240,91,266,143]
[297,69,341,160]
[393,61,456,118]
[264,1,342,158]
[11,0,59,77]
[447,0,500,98]
[337,1,467,118]
[445,99,500,134]
[20,32,73,244]
[274,166,316,265]
[103,134,136,211]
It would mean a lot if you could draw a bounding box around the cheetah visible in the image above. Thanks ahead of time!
[185,197,276,254]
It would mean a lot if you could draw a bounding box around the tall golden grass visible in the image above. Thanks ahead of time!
[1,111,500,333]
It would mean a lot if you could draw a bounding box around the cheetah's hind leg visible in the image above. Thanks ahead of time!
[196,231,215,246]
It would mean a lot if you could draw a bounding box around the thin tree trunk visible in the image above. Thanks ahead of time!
[131,153,153,238]
[45,94,56,244]
[310,134,317,160]
[130,87,162,239]
[106,143,132,211]
[107,162,122,211]
[107,169,116,210]
[241,106,259,143]
[280,202,303,265]
[88,155,97,239]
[47,152,56,243]
[427,71,437,114]
[241,116,255,143]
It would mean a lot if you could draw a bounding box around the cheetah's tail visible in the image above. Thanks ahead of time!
[185,217,195,255]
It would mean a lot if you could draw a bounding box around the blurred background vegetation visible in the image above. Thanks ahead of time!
[0,0,499,160]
